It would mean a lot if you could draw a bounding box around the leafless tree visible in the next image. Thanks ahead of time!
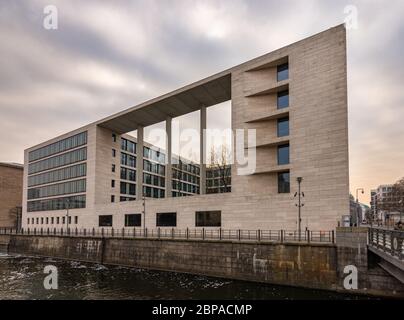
[208,145,231,192]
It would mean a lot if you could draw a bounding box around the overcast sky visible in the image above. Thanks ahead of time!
[1,0,403,204]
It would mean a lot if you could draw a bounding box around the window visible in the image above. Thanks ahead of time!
[277,90,289,109]
[112,164,116,173]
[56,217,60,224]
[111,195,115,203]
[277,144,290,165]
[62,217,65,224]
[112,133,117,142]
[68,216,71,224]
[278,172,290,193]
[36,218,39,224]
[28,163,87,187]
[51,217,54,224]
[277,117,289,137]
[111,180,115,188]
[41,217,44,224]
[28,179,86,200]
[99,215,113,227]
[156,212,177,227]
[277,63,289,81]
[125,214,141,227]
[46,217,49,224]
[74,216,78,224]
[27,195,86,212]
[195,211,221,227]
[112,149,116,157]
[27,218,30,225]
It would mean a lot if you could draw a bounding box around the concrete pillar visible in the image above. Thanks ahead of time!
[200,106,206,194]
[136,126,144,200]
[165,116,172,198]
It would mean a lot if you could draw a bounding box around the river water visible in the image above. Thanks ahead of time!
[0,254,368,300]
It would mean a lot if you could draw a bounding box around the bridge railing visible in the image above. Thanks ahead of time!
[368,227,404,261]
[0,227,335,244]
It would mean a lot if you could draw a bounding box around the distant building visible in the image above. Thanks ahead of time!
[371,184,401,225]
[0,162,23,228]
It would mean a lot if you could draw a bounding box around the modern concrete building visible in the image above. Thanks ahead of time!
[0,162,23,228]
[22,25,349,231]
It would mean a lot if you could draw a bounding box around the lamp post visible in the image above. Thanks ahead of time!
[142,196,146,234]
[294,177,304,241]
[355,188,364,227]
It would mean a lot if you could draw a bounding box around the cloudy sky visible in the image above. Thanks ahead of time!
[1,0,403,204]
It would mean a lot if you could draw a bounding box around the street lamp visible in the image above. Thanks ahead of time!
[294,177,304,240]
[355,188,364,227]
[142,196,146,234]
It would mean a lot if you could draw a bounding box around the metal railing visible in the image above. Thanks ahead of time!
[368,227,404,261]
[0,227,335,244]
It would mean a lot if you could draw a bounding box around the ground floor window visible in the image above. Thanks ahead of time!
[156,212,176,227]
[99,215,113,227]
[195,211,221,227]
[125,214,141,227]
[278,171,290,193]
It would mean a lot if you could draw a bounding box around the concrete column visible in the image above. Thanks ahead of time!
[165,116,172,198]
[200,106,207,194]
[136,125,144,200]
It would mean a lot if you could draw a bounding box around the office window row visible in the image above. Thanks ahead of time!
[144,173,165,188]
[120,196,136,202]
[97,211,222,228]
[27,215,78,226]
[28,163,87,187]
[121,152,136,168]
[173,161,200,175]
[121,138,136,154]
[144,146,165,163]
[29,131,87,162]
[28,179,86,200]
[172,180,199,194]
[120,167,136,181]
[27,195,86,212]
[28,147,87,175]
[143,186,165,198]
[120,182,136,196]
[144,159,165,176]
[173,169,199,185]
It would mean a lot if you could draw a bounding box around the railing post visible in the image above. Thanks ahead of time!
[202,228,205,240]
[92,228,95,236]
[145,228,148,238]
[280,230,284,243]
[219,228,222,241]
[158,227,161,239]
[186,227,189,240]
[101,228,104,238]
[307,230,310,243]
[111,228,114,237]
[258,229,261,242]
[332,230,335,244]
[84,228,86,236]
[238,229,241,241]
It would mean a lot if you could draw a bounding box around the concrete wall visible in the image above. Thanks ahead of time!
[0,164,23,227]
[2,230,403,297]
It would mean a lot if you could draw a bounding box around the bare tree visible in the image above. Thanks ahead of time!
[208,145,231,193]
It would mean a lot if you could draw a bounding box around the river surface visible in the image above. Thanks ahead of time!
[0,254,369,300]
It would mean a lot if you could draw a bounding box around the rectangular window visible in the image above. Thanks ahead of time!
[195,211,221,227]
[125,214,142,227]
[68,216,71,224]
[46,217,49,224]
[111,180,115,188]
[112,149,116,157]
[278,172,290,193]
[277,117,289,137]
[27,218,30,225]
[156,212,177,227]
[111,195,115,203]
[277,144,290,165]
[112,164,116,173]
[99,215,113,227]
[112,133,117,142]
[62,217,65,224]
[51,217,54,224]
[41,217,44,224]
[74,216,78,224]
[277,63,289,82]
[56,217,60,224]
[277,90,289,109]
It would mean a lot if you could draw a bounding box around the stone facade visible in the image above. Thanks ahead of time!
[22,25,349,231]
[0,163,23,228]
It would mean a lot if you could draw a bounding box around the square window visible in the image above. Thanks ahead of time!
[125,214,142,227]
[156,212,177,227]
[195,211,221,227]
[278,172,290,193]
[277,117,289,137]
[277,63,289,81]
[99,215,113,227]
[277,90,289,109]
[277,144,290,165]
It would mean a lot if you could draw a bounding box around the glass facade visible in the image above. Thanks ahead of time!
[277,144,290,165]
[121,153,136,168]
[277,90,289,109]
[27,195,86,212]
[120,182,136,196]
[278,172,290,193]
[29,131,87,162]
[121,138,136,154]
[143,146,165,163]
[28,163,86,187]
[120,167,136,181]
[28,147,87,175]
[195,211,221,227]
[28,179,86,200]
[156,212,176,227]
[277,117,289,137]
[277,63,289,82]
